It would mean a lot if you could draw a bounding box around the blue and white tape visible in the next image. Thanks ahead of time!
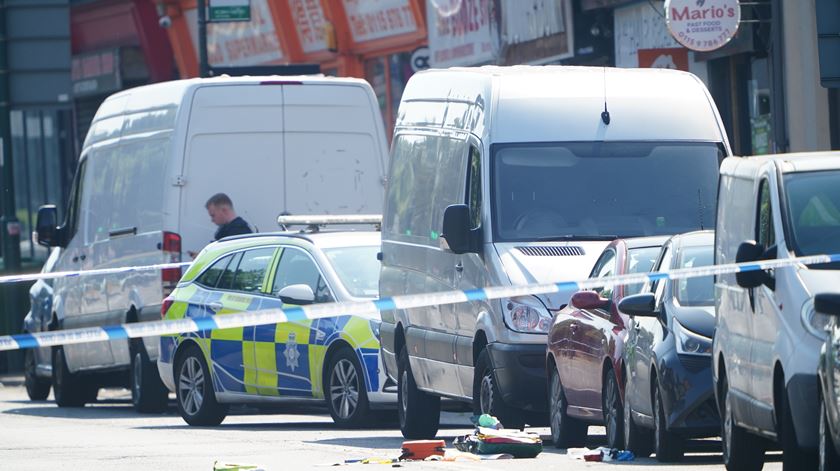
[0,262,192,285]
[2,253,838,352]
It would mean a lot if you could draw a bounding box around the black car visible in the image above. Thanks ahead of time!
[618,230,718,462]
[817,293,840,471]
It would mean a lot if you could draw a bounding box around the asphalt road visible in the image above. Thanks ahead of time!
[0,380,782,471]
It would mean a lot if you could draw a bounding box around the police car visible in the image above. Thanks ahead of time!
[157,216,393,426]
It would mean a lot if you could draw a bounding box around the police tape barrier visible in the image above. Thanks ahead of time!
[1,252,838,352]
[0,262,193,285]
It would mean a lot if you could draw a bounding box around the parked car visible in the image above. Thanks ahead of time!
[158,218,393,427]
[546,236,666,448]
[21,247,61,400]
[380,65,731,439]
[713,151,840,471]
[816,293,840,471]
[618,230,717,462]
[35,75,389,411]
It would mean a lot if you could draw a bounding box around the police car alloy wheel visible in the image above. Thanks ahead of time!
[326,347,370,427]
[175,344,226,426]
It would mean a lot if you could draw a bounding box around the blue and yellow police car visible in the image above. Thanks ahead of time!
[157,216,392,426]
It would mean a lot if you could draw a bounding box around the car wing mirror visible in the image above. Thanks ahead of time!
[570,290,609,310]
[277,284,315,305]
[815,293,840,317]
[35,205,62,247]
[618,293,657,317]
[735,240,775,289]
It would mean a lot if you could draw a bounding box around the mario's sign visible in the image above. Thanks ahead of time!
[665,0,740,52]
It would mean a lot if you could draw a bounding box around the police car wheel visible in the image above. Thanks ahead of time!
[397,346,440,439]
[326,347,370,427]
[175,344,226,426]
[24,348,50,401]
[130,340,169,413]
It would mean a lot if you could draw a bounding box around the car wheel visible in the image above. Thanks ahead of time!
[549,365,587,448]
[326,346,371,427]
[819,394,840,471]
[654,385,684,462]
[720,374,765,471]
[130,339,169,413]
[397,346,439,439]
[623,374,653,457]
[474,348,524,429]
[175,344,226,426]
[52,346,94,407]
[602,370,624,449]
[780,385,818,470]
[24,349,50,401]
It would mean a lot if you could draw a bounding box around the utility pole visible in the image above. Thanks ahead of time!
[197,0,209,78]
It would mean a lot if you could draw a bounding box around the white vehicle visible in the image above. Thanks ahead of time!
[378,65,731,438]
[35,75,388,411]
[713,151,840,471]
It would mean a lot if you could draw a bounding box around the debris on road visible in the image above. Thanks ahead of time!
[567,447,635,462]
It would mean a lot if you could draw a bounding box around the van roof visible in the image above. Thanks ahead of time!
[92,75,373,122]
[398,65,727,145]
[720,151,840,178]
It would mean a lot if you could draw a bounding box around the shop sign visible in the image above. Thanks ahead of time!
[427,0,499,67]
[501,0,573,63]
[210,0,251,22]
[342,0,418,43]
[665,0,740,52]
[638,47,689,71]
[71,49,121,98]
[288,0,328,53]
[614,2,681,68]
[187,0,284,67]
[410,46,431,72]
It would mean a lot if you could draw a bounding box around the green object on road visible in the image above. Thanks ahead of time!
[213,462,264,471]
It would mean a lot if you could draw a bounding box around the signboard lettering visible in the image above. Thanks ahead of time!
[665,0,740,52]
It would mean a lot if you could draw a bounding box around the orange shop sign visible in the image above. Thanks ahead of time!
[342,0,418,43]
[288,0,329,53]
[427,0,498,67]
[665,0,740,52]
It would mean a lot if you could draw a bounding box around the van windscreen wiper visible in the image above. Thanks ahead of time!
[532,235,619,241]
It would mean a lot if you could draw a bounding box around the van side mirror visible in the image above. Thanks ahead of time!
[277,284,315,305]
[441,204,478,254]
[35,205,62,247]
[814,293,840,317]
[570,290,609,310]
[618,293,657,317]
[735,240,775,289]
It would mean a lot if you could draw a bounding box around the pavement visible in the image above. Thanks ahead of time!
[0,384,783,470]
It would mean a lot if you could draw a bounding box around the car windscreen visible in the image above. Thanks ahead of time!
[783,170,840,258]
[624,246,662,296]
[323,245,380,298]
[491,142,721,242]
[675,245,714,306]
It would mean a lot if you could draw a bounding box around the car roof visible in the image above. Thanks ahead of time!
[620,235,672,250]
[666,230,715,249]
[721,151,840,177]
[215,230,380,249]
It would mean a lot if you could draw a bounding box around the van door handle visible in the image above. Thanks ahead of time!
[72,256,78,262]
[208,302,223,312]
[454,261,463,273]
[79,254,86,261]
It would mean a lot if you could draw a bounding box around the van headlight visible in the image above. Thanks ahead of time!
[503,297,552,334]
[674,318,712,356]
[801,299,830,339]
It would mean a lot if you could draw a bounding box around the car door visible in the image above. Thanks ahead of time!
[267,246,334,398]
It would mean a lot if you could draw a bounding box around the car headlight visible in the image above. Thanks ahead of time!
[369,319,381,340]
[503,297,552,334]
[673,318,712,356]
[801,299,830,339]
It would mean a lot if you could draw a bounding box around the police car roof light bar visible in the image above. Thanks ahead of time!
[276,214,382,232]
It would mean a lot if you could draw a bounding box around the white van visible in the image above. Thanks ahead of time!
[713,151,840,471]
[378,66,731,438]
[35,75,388,411]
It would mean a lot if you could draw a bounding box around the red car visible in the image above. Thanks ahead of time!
[546,236,666,448]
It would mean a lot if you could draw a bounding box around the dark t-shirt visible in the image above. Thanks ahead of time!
[215,216,252,240]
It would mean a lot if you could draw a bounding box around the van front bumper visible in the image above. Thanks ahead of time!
[487,342,548,412]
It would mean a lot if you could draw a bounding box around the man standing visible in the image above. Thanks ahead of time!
[206,193,252,240]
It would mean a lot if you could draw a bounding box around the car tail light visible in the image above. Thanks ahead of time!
[161,298,174,319]
[161,231,182,296]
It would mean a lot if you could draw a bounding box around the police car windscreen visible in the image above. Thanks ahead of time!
[491,141,721,242]
[323,245,380,298]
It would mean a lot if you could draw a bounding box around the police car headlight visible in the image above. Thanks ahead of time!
[369,319,381,340]
[503,297,551,334]
[801,299,830,339]
[674,318,712,356]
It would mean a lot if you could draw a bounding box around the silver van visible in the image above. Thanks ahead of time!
[379,66,731,438]
[713,151,840,471]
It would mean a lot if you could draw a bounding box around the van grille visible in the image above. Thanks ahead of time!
[515,246,585,257]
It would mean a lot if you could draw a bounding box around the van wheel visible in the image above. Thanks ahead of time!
[52,346,94,407]
[819,394,840,471]
[474,348,524,429]
[721,374,764,471]
[175,344,226,426]
[780,386,817,470]
[24,349,50,401]
[602,370,624,449]
[397,346,439,438]
[654,385,684,462]
[130,339,169,413]
[549,365,587,448]
[623,375,653,457]
[326,346,371,427]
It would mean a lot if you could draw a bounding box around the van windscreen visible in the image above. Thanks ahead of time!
[491,141,721,242]
[783,170,840,259]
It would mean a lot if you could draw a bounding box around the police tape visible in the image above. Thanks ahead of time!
[0,262,192,285]
[1,252,838,352]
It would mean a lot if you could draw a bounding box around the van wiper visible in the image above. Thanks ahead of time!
[532,235,619,241]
